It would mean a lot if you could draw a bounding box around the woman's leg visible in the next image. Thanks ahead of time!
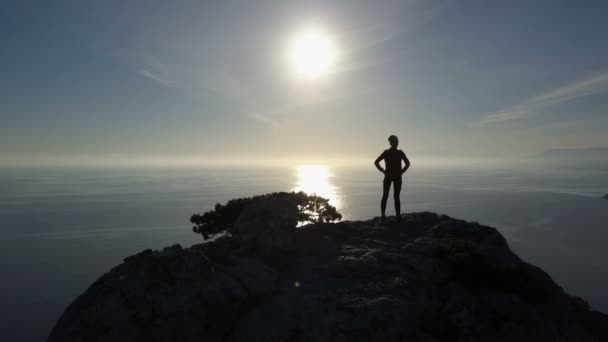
[381,176,391,219]
[393,178,402,217]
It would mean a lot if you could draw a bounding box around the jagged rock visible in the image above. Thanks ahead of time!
[48,212,608,342]
[162,243,182,252]
[48,245,278,342]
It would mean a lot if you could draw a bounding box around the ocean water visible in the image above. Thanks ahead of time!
[0,164,607,341]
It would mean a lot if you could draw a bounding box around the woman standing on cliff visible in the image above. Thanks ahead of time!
[374,135,410,221]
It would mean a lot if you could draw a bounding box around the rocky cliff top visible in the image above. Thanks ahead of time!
[48,198,608,342]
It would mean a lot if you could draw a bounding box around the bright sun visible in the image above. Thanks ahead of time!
[287,28,337,80]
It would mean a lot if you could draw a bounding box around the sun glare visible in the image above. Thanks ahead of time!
[293,165,342,210]
[287,28,337,80]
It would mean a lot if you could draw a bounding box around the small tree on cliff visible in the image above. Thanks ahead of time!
[190,191,342,240]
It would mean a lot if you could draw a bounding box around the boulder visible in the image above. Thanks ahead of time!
[48,212,608,342]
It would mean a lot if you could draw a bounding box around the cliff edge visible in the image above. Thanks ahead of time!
[48,198,608,341]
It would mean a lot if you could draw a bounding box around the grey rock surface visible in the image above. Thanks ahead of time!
[48,206,608,342]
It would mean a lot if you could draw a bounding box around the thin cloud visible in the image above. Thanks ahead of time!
[139,69,178,87]
[475,70,608,126]
[248,112,280,126]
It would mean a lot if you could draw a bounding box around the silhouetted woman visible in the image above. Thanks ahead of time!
[374,135,410,221]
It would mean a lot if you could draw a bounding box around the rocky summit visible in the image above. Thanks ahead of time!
[48,198,608,342]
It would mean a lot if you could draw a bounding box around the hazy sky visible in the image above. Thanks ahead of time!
[2,0,608,165]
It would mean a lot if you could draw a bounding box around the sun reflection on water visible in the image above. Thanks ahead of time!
[292,165,342,211]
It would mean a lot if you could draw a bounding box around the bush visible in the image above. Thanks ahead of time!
[436,239,481,265]
[190,191,342,240]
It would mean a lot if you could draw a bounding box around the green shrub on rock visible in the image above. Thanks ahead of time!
[436,239,481,265]
[190,191,342,240]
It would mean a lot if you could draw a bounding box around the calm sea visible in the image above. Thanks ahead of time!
[0,164,607,341]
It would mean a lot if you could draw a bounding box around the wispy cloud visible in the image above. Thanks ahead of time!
[139,69,178,87]
[248,112,281,127]
[474,70,608,126]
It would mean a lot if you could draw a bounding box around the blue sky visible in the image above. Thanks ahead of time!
[1,0,607,165]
